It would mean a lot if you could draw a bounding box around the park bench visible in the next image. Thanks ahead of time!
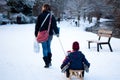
[69,70,83,80]
[87,29,113,52]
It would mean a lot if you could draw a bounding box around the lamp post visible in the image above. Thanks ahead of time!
[77,11,80,27]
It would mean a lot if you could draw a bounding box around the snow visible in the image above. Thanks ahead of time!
[0,18,120,80]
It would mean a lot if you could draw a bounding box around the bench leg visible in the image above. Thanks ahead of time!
[100,44,102,49]
[97,43,99,52]
[108,43,113,52]
[88,42,90,49]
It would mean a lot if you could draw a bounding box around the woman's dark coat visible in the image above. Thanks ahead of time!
[35,11,59,37]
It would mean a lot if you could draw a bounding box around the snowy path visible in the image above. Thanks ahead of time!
[0,21,120,80]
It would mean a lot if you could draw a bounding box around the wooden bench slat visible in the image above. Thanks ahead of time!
[98,29,112,34]
[98,33,112,37]
[98,29,112,37]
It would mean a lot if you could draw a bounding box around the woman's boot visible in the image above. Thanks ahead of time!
[43,56,49,68]
[48,53,52,66]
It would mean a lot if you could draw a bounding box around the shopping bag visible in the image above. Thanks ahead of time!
[34,40,40,53]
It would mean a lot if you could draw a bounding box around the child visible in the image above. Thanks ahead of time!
[60,41,90,78]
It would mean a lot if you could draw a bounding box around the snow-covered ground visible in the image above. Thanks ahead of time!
[0,19,120,80]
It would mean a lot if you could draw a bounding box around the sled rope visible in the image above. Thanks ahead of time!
[58,37,67,56]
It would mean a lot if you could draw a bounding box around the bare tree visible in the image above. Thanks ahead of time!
[106,0,120,28]
[34,0,65,18]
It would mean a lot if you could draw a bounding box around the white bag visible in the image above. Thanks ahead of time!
[34,40,40,53]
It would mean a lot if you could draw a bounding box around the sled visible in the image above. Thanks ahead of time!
[69,70,83,80]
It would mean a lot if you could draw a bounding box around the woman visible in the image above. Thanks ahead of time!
[61,41,90,78]
[35,4,59,68]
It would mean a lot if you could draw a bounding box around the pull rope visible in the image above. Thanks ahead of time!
[58,37,67,56]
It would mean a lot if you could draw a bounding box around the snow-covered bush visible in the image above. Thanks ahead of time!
[0,13,10,25]
[10,13,36,24]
